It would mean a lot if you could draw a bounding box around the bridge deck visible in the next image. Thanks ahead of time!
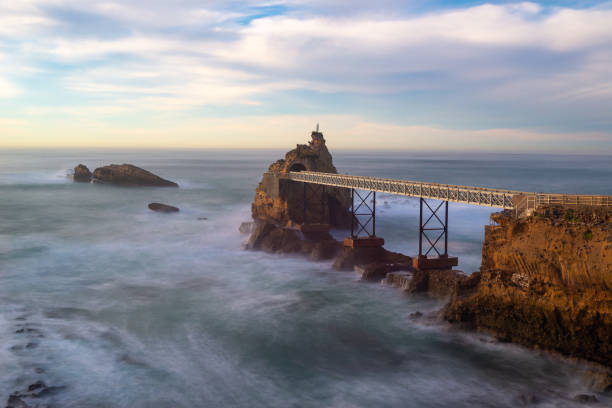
[271,171,612,214]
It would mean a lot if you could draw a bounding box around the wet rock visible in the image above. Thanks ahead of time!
[6,395,30,408]
[27,381,46,392]
[14,328,43,337]
[92,164,178,187]
[405,269,467,299]
[409,311,423,320]
[197,217,208,221]
[444,206,612,367]
[333,247,385,271]
[517,394,540,405]
[573,394,599,403]
[239,221,256,234]
[582,368,612,393]
[309,240,341,261]
[73,164,92,182]
[148,203,179,213]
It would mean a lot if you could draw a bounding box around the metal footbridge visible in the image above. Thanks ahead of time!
[276,171,612,214]
[265,170,612,269]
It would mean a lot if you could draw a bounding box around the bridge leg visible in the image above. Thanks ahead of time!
[344,189,384,248]
[414,198,458,270]
[300,182,330,234]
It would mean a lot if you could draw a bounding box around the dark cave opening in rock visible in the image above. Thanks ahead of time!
[289,163,307,172]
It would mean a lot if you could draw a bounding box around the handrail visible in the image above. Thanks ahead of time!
[264,171,612,217]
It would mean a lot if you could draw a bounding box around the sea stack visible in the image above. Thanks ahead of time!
[92,164,178,187]
[251,130,351,227]
[73,164,92,182]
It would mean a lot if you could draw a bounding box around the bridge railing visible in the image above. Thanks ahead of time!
[514,193,612,217]
[271,171,522,209]
[267,171,612,218]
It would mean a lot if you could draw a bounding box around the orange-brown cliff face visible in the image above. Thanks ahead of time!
[251,131,351,227]
[445,206,612,368]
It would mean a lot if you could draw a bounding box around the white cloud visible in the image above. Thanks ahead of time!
[0,77,20,98]
[2,1,612,144]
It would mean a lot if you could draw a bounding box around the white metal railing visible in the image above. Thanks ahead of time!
[266,171,612,217]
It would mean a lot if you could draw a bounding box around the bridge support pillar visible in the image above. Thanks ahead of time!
[343,189,384,248]
[414,198,458,270]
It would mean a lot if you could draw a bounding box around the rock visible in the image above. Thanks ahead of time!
[409,311,423,320]
[27,381,46,392]
[148,203,179,213]
[405,269,467,299]
[6,395,30,408]
[197,217,208,221]
[333,246,385,271]
[582,368,612,393]
[573,394,599,404]
[73,164,92,182]
[239,221,256,234]
[250,130,351,228]
[444,206,612,367]
[517,394,540,405]
[92,164,178,187]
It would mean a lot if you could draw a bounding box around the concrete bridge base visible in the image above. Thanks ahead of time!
[343,237,385,248]
[413,255,458,271]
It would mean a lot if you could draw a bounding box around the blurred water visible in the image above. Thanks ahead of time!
[1,148,611,407]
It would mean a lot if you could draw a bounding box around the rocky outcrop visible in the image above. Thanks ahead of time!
[251,131,351,227]
[73,164,92,182]
[148,203,179,213]
[444,206,612,368]
[245,222,342,261]
[92,164,178,187]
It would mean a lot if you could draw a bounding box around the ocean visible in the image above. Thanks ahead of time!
[1,148,611,407]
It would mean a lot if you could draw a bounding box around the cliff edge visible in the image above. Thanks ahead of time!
[445,205,612,368]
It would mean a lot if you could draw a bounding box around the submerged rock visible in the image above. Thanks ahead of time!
[573,394,599,404]
[92,164,178,187]
[239,221,256,234]
[148,203,179,213]
[73,164,92,182]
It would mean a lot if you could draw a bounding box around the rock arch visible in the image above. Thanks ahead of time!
[288,162,307,172]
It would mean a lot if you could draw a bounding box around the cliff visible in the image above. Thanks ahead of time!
[445,205,612,368]
[251,131,351,227]
[245,130,412,276]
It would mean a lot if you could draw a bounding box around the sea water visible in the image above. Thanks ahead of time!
[1,148,611,407]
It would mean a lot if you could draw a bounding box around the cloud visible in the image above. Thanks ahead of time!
[1,1,611,148]
[0,77,20,98]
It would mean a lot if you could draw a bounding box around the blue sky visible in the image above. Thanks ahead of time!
[1,0,611,152]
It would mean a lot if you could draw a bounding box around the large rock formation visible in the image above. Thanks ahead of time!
[444,205,612,368]
[73,164,92,182]
[252,131,351,227]
[92,164,178,187]
[246,130,413,274]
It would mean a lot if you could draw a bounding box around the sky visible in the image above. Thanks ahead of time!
[0,0,611,152]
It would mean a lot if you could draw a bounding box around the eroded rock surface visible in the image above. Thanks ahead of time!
[444,206,612,368]
[73,164,92,182]
[251,131,351,227]
[92,164,178,187]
